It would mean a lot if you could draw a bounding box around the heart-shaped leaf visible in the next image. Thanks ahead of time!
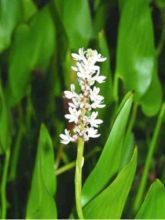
[116,0,162,116]
[116,0,154,98]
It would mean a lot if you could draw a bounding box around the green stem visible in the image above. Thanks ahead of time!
[9,125,24,181]
[75,138,84,219]
[56,146,100,176]
[1,148,10,219]
[55,144,64,169]
[56,161,76,175]
[134,103,165,212]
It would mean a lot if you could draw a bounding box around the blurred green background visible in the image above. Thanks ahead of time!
[0,0,165,218]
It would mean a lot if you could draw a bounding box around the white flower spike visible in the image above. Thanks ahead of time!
[60,48,107,144]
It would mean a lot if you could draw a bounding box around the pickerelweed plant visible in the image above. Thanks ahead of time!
[60,48,106,219]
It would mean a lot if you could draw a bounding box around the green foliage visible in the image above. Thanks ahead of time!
[0,84,10,153]
[26,124,57,219]
[55,0,93,50]
[0,0,21,52]
[8,6,56,106]
[82,93,133,206]
[84,148,137,219]
[116,0,162,116]
[136,180,165,219]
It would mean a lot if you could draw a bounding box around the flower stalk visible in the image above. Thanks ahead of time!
[59,48,106,219]
[75,138,84,219]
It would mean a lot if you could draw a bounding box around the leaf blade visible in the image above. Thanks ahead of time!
[82,93,133,206]
[136,179,165,219]
[83,148,137,219]
[26,124,57,219]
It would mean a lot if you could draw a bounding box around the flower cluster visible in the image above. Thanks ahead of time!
[60,48,106,145]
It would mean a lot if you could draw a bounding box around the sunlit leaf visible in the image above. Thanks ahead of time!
[82,93,133,206]
[116,0,162,116]
[26,124,57,219]
[116,0,155,98]
[136,179,165,219]
[83,148,137,219]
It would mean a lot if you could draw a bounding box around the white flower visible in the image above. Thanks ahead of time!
[64,84,78,99]
[91,100,105,109]
[87,112,103,128]
[87,127,100,138]
[90,87,104,105]
[60,48,107,144]
[94,75,106,83]
[72,48,86,62]
[60,129,73,144]
[65,107,80,123]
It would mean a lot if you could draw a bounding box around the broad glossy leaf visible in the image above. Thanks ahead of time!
[26,124,57,219]
[82,93,133,206]
[136,179,165,219]
[0,0,21,52]
[8,6,55,106]
[55,0,93,50]
[0,84,10,154]
[83,148,137,219]
[116,0,155,98]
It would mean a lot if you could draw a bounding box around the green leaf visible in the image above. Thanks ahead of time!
[0,83,10,154]
[8,6,56,106]
[83,148,137,219]
[139,66,162,116]
[55,0,93,50]
[116,0,155,98]
[26,124,57,219]
[120,132,134,169]
[29,6,55,69]
[8,24,32,106]
[82,93,133,206]
[136,179,165,219]
[22,0,37,21]
[0,0,21,52]
[93,1,110,35]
